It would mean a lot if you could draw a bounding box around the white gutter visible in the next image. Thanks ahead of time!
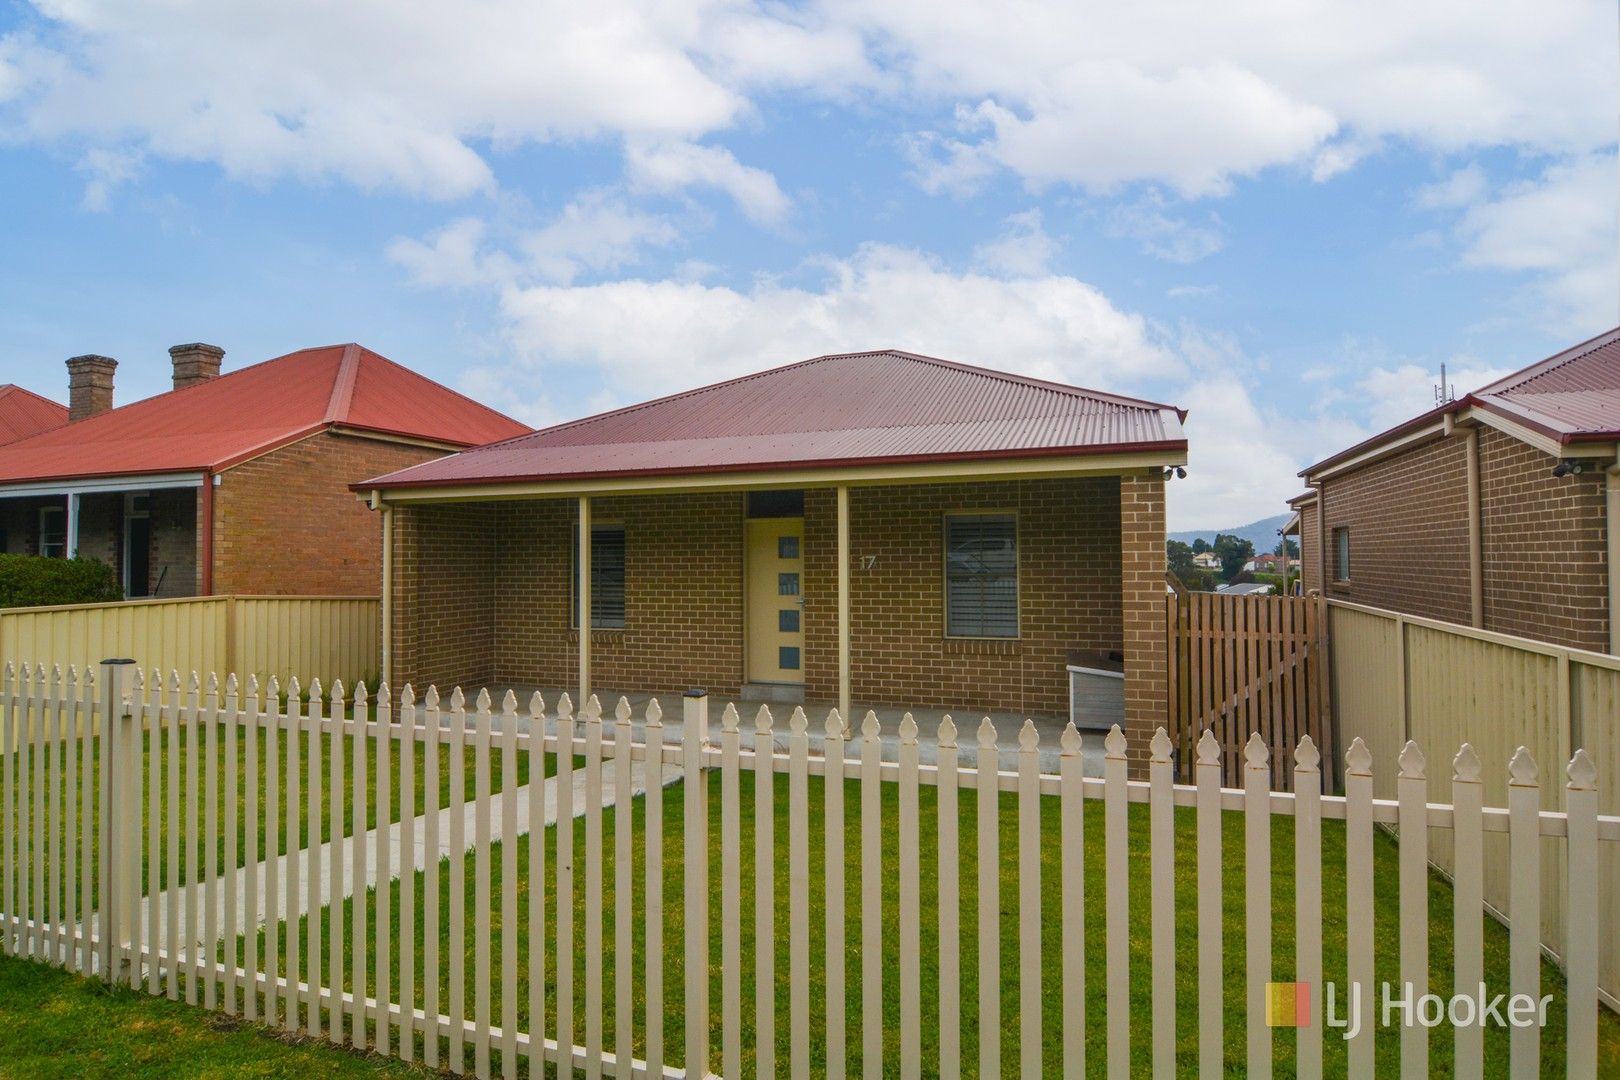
[0,471,205,498]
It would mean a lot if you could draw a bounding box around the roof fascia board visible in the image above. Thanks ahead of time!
[1462,404,1617,460]
[0,471,205,498]
[372,449,1184,505]
[1306,419,1449,483]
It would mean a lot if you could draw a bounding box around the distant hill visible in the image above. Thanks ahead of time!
[1169,513,1291,552]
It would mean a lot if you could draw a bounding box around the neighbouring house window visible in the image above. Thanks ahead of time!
[572,524,626,629]
[39,505,66,558]
[1332,526,1351,582]
[944,514,1018,638]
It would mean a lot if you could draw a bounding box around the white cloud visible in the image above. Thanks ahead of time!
[389,194,679,288]
[0,1,841,200]
[6,2,1615,207]
[75,145,140,210]
[1451,154,1619,332]
[1172,375,1309,528]
[624,140,790,225]
[852,0,1616,194]
[492,242,1181,406]
[1415,163,1487,210]
[1106,197,1224,264]
[972,209,1057,277]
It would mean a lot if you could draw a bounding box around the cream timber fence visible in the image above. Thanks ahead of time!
[1,661,1616,1077]
[0,595,378,691]
[1329,598,1620,1015]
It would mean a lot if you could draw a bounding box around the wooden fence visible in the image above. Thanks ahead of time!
[2,660,1615,1076]
[0,594,378,691]
[1166,590,1332,789]
[1330,598,1620,1014]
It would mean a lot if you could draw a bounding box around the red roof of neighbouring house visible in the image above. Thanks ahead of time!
[0,385,69,445]
[0,344,530,485]
[361,349,1188,491]
[1302,327,1620,478]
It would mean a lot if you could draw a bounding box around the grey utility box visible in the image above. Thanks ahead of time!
[1067,649,1125,732]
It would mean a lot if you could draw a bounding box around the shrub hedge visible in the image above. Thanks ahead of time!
[0,555,123,609]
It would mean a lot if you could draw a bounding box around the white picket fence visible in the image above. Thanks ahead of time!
[0,659,1615,1078]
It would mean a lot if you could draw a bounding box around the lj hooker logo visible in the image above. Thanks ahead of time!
[1265,981,1552,1039]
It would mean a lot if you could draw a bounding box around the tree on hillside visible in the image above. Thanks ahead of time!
[1214,533,1255,579]
[1167,539,1196,576]
[1191,537,1210,555]
[1275,536,1299,558]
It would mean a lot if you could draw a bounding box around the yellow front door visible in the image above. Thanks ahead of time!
[746,517,805,685]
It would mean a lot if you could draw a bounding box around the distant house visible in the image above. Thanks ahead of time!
[1244,552,1293,574]
[1192,551,1220,570]
[358,349,1187,734]
[1285,327,1620,653]
[0,343,528,599]
[1216,582,1275,596]
[0,385,67,446]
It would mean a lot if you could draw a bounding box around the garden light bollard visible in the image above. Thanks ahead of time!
[97,657,135,984]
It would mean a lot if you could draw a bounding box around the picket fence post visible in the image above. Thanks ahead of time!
[682,689,710,1079]
[96,657,135,984]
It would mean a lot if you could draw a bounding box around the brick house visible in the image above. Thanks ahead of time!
[359,350,1186,743]
[0,343,527,598]
[1284,327,1620,652]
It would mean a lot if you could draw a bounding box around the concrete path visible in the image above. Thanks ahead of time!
[135,759,682,947]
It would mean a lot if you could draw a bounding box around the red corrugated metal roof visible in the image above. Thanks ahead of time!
[1471,327,1620,443]
[0,385,68,446]
[0,344,529,485]
[1301,327,1620,479]
[362,349,1187,490]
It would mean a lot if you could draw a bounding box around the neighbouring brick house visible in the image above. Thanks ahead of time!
[0,343,527,599]
[1285,327,1620,653]
[360,350,1187,745]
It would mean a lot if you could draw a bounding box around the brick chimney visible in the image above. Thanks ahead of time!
[66,354,117,421]
[169,342,225,390]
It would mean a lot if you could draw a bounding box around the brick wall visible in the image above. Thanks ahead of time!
[214,431,444,596]
[1319,432,1472,625]
[1317,425,1611,652]
[489,494,747,698]
[1476,427,1608,651]
[390,476,1135,717]
[1120,471,1167,756]
[803,477,1122,716]
[389,502,497,692]
[1297,502,1321,593]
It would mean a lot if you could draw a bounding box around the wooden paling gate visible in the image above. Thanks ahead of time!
[1166,590,1333,789]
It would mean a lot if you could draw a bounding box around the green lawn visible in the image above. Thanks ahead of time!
[0,951,426,1079]
[5,725,550,915]
[256,768,1620,1078]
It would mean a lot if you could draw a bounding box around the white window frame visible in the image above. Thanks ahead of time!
[38,505,66,559]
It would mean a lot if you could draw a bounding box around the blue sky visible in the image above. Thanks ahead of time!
[1,1,1616,528]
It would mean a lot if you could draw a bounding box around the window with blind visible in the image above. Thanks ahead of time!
[944,514,1018,638]
[572,524,626,629]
